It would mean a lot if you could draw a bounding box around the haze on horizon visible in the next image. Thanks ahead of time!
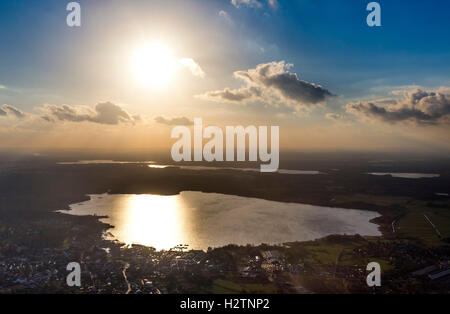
[0,0,449,155]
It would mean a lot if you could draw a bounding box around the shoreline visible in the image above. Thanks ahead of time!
[56,189,387,253]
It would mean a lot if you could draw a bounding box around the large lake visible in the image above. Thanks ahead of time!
[59,191,381,250]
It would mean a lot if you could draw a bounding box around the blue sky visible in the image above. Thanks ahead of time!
[1,1,449,98]
[0,0,449,152]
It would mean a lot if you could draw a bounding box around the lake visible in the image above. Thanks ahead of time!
[367,172,440,179]
[58,191,381,250]
[148,165,324,175]
[57,160,324,175]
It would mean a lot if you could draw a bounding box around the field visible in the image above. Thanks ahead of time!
[396,200,450,245]
[332,193,450,246]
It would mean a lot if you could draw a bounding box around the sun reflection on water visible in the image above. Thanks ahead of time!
[119,194,185,250]
[60,191,381,251]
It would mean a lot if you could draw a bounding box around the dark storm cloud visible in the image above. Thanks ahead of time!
[42,102,136,125]
[154,116,193,126]
[198,61,333,108]
[346,89,450,125]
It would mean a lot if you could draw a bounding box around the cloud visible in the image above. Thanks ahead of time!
[219,10,233,25]
[268,0,278,9]
[197,61,332,109]
[326,113,344,121]
[40,115,54,122]
[231,0,262,8]
[231,0,277,9]
[346,89,450,125]
[202,86,262,103]
[219,10,228,17]
[0,85,5,89]
[178,58,205,78]
[41,102,137,125]
[154,116,193,126]
[0,104,26,118]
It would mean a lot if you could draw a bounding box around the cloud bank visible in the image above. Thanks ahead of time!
[41,102,137,125]
[346,89,450,125]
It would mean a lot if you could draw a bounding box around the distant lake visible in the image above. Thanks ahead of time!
[148,165,324,175]
[58,160,155,165]
[367,172,440,179]
[57,160,325,175]
[58,191,380,251]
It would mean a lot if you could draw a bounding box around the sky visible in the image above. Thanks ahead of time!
[0,0,449,153]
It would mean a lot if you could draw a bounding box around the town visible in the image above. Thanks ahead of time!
[1,210,449,294]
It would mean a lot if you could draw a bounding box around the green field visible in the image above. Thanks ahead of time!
[397,200,450,245]
[330,193,412,207]
[333,193,450,246]
[287,237,393,272]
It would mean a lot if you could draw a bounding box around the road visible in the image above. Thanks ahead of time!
[121,262,131,294]
[424,214,442,237]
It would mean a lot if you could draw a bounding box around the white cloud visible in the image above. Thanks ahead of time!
[178,58,205,78]
[219,10,233,25]
[268,0,278,9]
[231,0,262,8]
[231,0,277,9]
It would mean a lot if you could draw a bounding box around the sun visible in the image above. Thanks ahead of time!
[132,42,176,88]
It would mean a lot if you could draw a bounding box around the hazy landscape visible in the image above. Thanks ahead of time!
[1,151,449,293]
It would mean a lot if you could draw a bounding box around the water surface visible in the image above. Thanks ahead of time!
[367,172,440,179]
[59,191,380,250]
[58,160,155,165]
[148,165,324,175]
[58,160,324,175]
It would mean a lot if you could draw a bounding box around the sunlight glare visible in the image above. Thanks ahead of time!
[132,43,176,88]
[123,194,183,250]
